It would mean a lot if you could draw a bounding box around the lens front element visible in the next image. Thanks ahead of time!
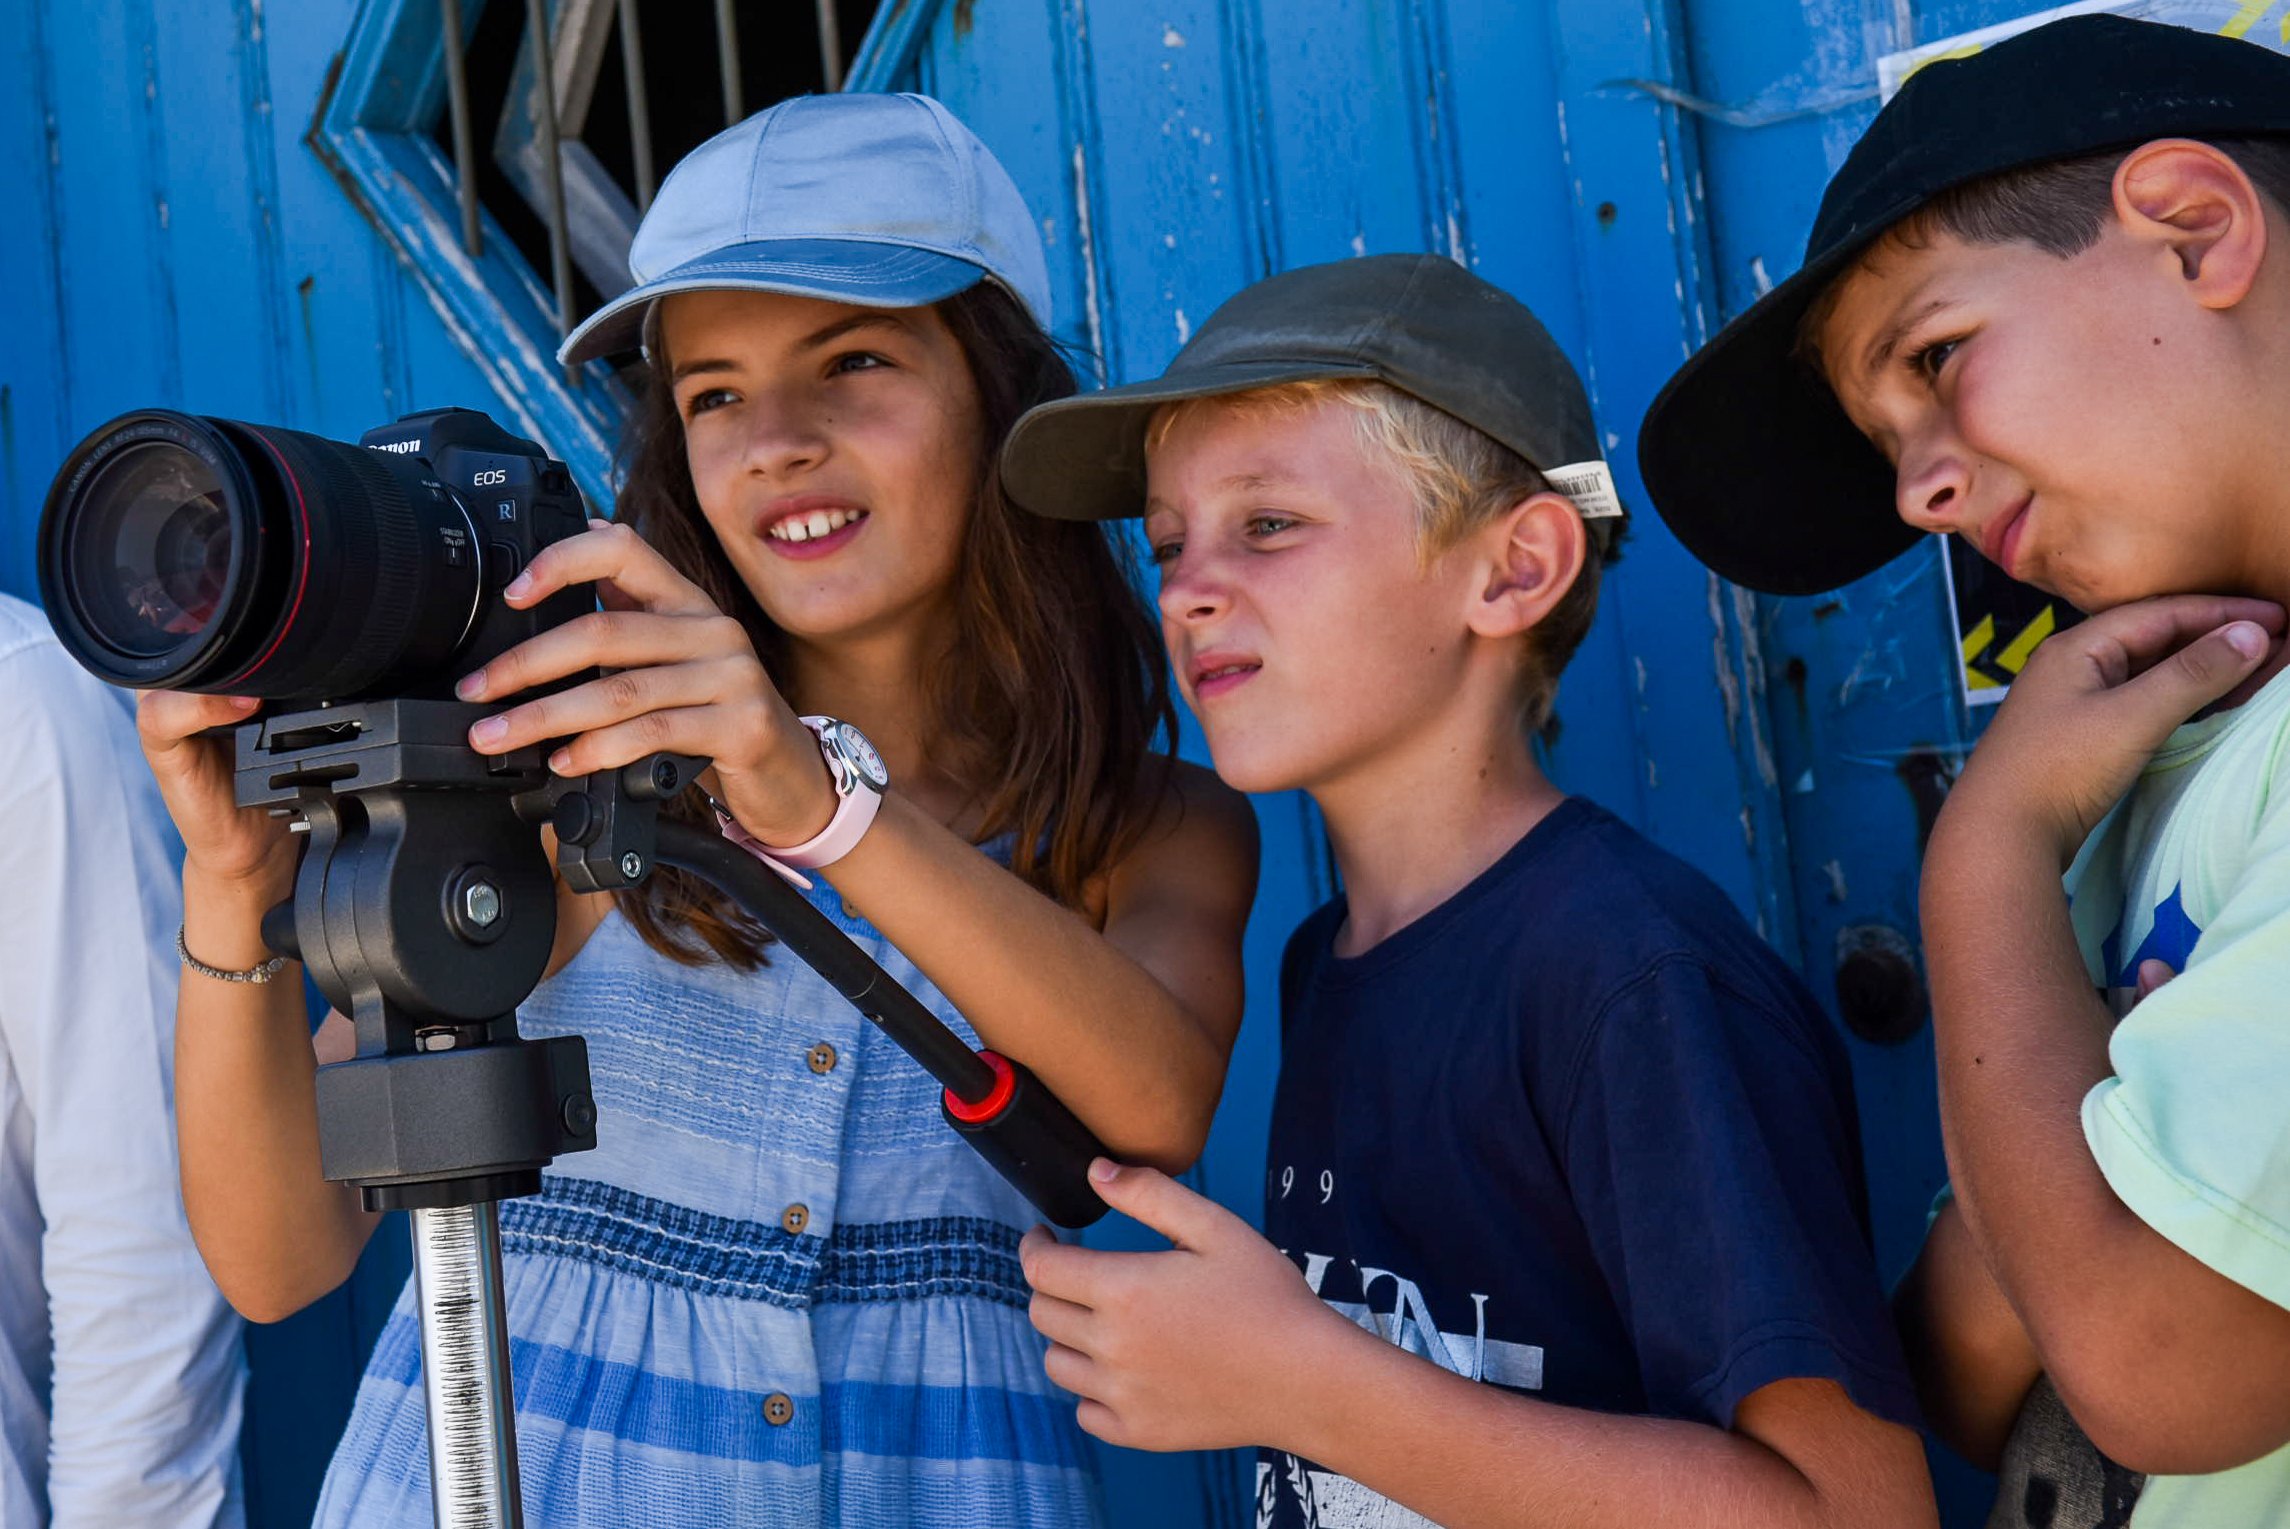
[71,441,234,657]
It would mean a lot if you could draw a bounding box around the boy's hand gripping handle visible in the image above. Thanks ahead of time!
[653,818,1110,1227]
[940,1051,1110,1229]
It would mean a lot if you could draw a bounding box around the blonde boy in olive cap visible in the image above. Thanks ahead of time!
[1001,254,1936,1528]
[1640,15,2290,1527]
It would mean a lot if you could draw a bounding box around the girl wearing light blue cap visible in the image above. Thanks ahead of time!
[147,94,1254,1528]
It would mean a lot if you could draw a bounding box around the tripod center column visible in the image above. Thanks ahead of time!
[411,1202,524,1528]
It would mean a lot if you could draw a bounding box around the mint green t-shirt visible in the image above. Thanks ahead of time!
[2055,664,2290,1526]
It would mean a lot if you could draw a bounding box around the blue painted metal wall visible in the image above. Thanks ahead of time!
[0,0,2072,1523]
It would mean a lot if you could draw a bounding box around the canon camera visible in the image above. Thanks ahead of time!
[37,406,588,703]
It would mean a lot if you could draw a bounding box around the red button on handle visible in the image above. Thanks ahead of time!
[942,1049,1018,1124]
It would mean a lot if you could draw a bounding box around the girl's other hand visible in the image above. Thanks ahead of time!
[455,519,837,847]
[137,689,295,890]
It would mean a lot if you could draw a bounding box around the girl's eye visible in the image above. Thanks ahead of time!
[1147,538,1183,567]
[829,351,889,376]
[681,388,736,419]
[1910,337,1961,380]
[1245,513,1298,539]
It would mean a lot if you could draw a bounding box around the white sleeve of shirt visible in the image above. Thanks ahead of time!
[0,612,246,1528]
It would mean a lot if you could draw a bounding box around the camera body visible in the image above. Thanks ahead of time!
[353,406,592,702]
[38,404,590,704]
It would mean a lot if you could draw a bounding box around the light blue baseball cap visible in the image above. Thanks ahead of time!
[559,92,1053,366]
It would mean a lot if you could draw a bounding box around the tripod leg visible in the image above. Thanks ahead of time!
[410,1203,525,1528]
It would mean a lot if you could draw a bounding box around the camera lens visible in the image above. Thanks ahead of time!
[69,441,235,658]
[39,410,483,699]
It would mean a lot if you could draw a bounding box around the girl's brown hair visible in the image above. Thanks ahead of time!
[608,282,1176,968]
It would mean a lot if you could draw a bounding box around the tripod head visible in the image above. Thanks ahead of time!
[238,695,659,1210]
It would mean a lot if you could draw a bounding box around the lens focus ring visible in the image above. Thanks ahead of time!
[220,425,478,700]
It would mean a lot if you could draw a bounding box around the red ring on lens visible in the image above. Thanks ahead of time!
[219,426,314,687]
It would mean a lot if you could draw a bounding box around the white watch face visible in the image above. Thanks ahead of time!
[833,722,889,791]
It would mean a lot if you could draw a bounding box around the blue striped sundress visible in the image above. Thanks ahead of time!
[312,858,1101,1528]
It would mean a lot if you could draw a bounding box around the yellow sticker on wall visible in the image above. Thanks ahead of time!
[1944,535,2082,705]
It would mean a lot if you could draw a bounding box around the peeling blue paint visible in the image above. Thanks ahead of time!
[2,2,2016,1523]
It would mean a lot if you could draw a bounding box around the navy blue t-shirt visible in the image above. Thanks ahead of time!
[1256,798,1918,1527]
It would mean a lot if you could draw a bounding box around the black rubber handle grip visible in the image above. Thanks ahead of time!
[942,1052,1109,1228]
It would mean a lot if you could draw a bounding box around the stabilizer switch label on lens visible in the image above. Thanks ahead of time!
[440,524,470,568]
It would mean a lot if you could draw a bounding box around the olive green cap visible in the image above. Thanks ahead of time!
[999,254,1619,532]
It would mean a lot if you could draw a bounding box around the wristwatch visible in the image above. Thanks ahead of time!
[713,715,888,888]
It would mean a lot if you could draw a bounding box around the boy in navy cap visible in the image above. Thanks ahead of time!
[1000,255,1935,1528]
[1640,16,2290,1527]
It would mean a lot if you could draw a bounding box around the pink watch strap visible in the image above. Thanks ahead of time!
[712,719,883,889]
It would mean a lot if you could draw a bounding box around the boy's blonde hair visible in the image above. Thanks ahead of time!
[1147,378,1622,734]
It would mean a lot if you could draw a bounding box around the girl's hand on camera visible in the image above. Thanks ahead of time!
[455,519,836,846]
[137,689,297,888]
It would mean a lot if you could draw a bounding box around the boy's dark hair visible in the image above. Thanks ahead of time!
[1804,136,2290,357]
[1903,135,2290,257]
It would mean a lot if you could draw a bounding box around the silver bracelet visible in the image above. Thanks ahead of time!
[175,924,290,985]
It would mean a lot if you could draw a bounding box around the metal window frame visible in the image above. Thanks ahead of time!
[491,0,633,306]
[310,0,923,505]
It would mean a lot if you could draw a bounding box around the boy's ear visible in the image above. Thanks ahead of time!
[1465,490,1587,640]
[2113,138,2271,310]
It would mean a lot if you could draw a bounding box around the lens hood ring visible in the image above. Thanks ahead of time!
[37,410,270,689]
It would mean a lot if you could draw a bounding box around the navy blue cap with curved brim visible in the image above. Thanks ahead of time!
[1637,14,2290,597]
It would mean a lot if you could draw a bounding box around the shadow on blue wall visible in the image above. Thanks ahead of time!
[240,1225,411,1525]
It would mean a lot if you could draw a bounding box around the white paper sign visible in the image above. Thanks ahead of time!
[1880,0,2290,102]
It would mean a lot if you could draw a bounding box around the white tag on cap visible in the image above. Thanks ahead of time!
[1546,460,1625,521]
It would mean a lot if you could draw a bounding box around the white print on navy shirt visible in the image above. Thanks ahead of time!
[1268,1164,1544,1388]
[1255,1220,1546,1527]
[1295,1251,1544,1389]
